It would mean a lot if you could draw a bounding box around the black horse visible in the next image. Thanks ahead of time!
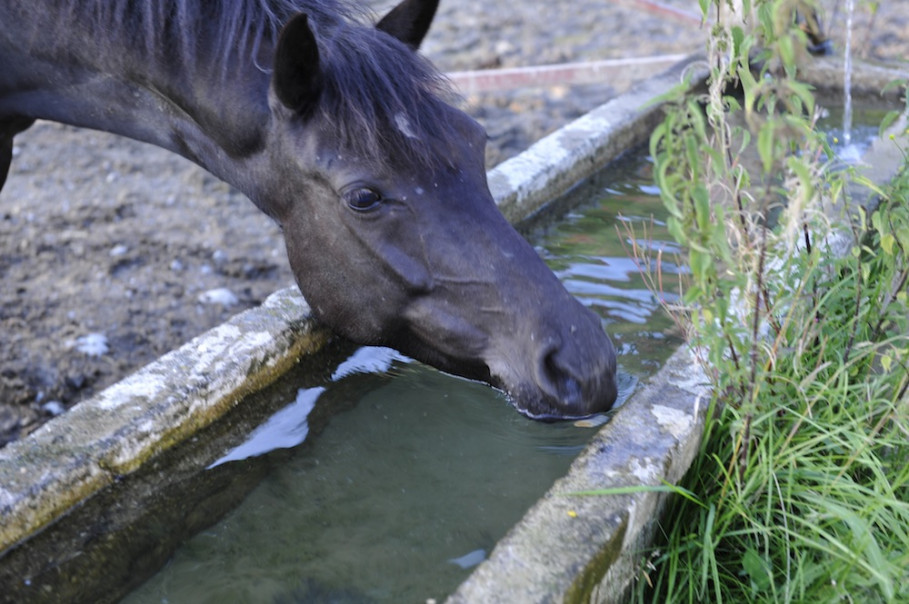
[0,0,617,419]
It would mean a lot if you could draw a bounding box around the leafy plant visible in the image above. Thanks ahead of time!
[631,0,909,601]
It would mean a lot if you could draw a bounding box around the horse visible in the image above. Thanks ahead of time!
[0,0,617,420]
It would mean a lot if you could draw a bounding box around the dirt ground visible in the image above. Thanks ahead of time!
[2,0,907,445]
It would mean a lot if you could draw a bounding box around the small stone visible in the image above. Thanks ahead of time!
[109,244,128,257]
[73,333,109,357]
[197,288,239,307]
[42,401,65,416]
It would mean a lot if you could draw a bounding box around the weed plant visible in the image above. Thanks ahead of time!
[629,0,909,601]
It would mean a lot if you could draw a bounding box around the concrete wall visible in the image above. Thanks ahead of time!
[448,346,708,603]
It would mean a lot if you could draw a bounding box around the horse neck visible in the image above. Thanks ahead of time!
[0,3,274,197]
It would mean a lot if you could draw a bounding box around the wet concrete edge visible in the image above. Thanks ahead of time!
[0,289,333,552]
[0,54,710,558]
[487,54,708,224]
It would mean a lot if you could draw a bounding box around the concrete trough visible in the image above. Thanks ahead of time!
[2,52,906,602]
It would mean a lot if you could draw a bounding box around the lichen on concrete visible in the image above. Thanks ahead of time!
[0,287,326,553]
[488,55,708,225]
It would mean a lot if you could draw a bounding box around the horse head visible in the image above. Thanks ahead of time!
[259,0,617,419]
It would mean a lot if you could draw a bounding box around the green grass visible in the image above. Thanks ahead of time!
[626,1,909,599]
[632,148,909,604]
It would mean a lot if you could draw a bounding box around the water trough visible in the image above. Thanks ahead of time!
[1,52,907,602]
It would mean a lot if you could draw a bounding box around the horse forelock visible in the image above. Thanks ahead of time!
[310,21,462,173]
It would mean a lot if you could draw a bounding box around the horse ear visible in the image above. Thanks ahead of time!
[376,0,439,50]
[273,14,323,114]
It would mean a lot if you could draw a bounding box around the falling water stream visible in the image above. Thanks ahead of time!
[842,0,855,147]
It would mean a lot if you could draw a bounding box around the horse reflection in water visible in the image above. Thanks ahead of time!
[0,0,617,419]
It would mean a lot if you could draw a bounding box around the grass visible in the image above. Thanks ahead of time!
[624,1,909,600]
[632,163,909,604]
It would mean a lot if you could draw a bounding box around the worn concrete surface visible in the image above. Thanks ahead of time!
[851,111,909,208]
[490,55,708,223]
[0,288,331,553]
[799,55,909,103]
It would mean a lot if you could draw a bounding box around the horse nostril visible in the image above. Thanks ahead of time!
[541,348,583,409]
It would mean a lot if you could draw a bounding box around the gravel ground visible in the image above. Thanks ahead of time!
[1,0,907,445]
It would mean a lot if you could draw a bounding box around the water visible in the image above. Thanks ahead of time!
[124,150,681,603]
[818,104,889,164]
[532,157,683,377]
[843,0,856,146]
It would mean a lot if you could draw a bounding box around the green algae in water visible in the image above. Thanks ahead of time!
[124,149,681,603]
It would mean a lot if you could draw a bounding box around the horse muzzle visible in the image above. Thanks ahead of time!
[487,306,618,421]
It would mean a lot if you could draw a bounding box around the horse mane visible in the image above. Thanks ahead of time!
[58,0,357,70]
[310,19,460,171]
[56,0,461,170]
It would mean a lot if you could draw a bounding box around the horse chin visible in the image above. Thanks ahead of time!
[495,379,600,422]
[487,348,618,421]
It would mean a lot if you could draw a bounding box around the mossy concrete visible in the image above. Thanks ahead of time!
[0,288,331,553]
[799,55,908,103]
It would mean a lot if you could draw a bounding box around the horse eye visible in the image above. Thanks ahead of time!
[344,187,383,212]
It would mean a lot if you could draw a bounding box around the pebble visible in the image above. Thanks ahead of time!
[197,287,239,307]
[42,401,66,416]
[73,333,109,356]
